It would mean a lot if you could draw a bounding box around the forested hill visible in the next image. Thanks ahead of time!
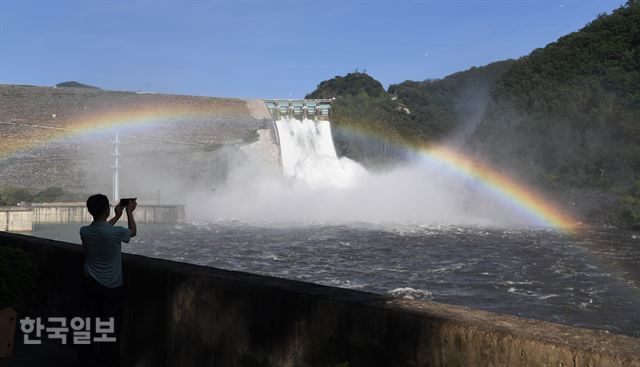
[306,73,386,99]
[55,81,100,89]
[306,72,422,167]
[470,0,640,182]
[307,0,640,228]
[389,60,514,143]
[467,0,640,227]
[306,63,514,167]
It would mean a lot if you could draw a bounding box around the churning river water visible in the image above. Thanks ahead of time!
[32,222,640,338]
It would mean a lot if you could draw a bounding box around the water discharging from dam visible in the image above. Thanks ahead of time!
[275,118,366,189]
[188,115,523,225]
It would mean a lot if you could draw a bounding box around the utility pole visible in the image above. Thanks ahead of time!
[113,132,120,202]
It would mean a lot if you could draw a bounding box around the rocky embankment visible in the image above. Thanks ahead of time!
[0,84,278,196]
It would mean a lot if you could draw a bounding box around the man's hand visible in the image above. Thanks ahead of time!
[126,200,137,214]
[109,204,124,226]
[125,200,137,238]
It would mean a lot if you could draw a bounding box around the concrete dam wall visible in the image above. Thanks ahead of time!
[1,232,638,366]
[0,203,184,231]
[0,208,33,232]
[0,84,279,199]
[31,203,184,225]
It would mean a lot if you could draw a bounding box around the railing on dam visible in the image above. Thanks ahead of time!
[1,232,638,366]
[264,99,332,121]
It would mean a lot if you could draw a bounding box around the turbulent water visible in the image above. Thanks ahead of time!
[34,223,640,337]
[200,118,529,226]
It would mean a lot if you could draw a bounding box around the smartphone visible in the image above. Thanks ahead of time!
[118,197,137,207]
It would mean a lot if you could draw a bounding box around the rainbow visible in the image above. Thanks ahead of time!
[0,102,246,157]
[422,146,576,231]
[0,105,578,231]
[333,126,578,232]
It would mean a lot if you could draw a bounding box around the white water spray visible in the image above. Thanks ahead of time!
[186,117,531,227]
[275,118,366,189]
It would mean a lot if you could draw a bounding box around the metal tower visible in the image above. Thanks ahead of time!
[113,132,120,202]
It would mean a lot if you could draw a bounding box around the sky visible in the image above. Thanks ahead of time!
[0,0,627,99]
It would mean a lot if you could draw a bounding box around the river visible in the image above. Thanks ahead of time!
[31,222,640,338]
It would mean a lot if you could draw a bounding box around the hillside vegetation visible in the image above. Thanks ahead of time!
[468,0,640,227]
[389,60,514,144]
[307,0,640,227]
[307,73,419,167]
[306,64,513,167]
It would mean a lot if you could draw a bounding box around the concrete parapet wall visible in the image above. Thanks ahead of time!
[0,208,33,232]
[32,203,185,225]
[31,204,93,224]
[1,232,638,367]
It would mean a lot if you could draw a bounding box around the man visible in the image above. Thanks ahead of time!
[79,194,136,366]
[81,194,137,293]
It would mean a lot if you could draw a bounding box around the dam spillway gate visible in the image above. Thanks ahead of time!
[264,99,332,121]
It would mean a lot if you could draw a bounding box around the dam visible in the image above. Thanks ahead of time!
[0,203,185,232]
[2,86,639,365]
[264,98,332,121]
[0,84,339,199]
[0,84,280,196]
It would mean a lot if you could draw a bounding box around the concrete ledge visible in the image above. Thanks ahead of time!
[0,203,184,232]
[32,202,185,225]
[0,208,33,232]
[1,231,639,366]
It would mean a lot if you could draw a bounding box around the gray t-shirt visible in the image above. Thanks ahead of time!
[80,221,131,288]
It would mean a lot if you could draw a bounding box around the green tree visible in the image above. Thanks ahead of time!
[34,186,66,202]
[306,72,386,99]
[0,187,34,206]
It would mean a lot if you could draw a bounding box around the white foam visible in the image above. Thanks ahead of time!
[186,118,544,226]
[275,118,367,188]
[389,287,433,300]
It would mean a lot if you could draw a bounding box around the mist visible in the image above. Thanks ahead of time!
[61,116,541,228]
[180,118,531,227]
[184,157,523,226]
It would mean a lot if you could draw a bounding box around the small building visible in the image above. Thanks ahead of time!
[265,99,332,120]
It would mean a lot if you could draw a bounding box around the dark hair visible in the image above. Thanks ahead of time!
[86,194,110,218]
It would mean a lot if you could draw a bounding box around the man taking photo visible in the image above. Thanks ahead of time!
[79,194,137,366]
